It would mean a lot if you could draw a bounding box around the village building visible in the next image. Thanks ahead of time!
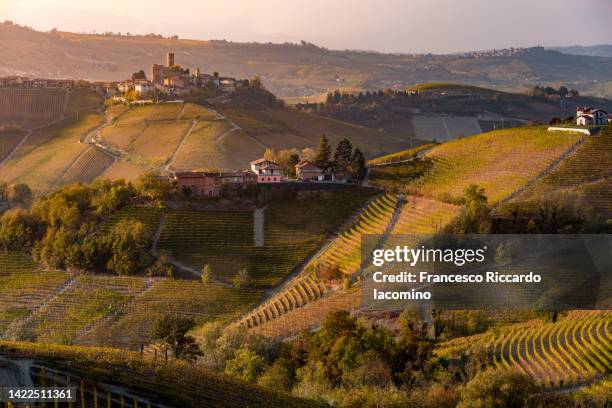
[134,81,155,97]
[295,161,323,181]
[174,169,257,197]
[576,107,609,126]
[174,171,222,197]
[250,158,282,183]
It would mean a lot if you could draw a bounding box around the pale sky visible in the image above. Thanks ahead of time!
[1,0,611,53]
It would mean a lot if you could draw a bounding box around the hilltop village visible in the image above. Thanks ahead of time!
[0,52,243,100]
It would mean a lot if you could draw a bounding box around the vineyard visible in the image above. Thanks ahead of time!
[391,195,461,235]
[507,124,612,216]
[0,252,70,337]
[128,121,193,165]
[0,112,104,191]
[435,313,612,388]
[367,143,436,166]
[169,120,233,170]
[412,127,583,204]
[18,275,153,344]
[240,193,399,332]
[57,146,115,185]
[77,279,263,349]
[0,340,319,407]
[0,88,67,128]
[315,193,398,276]
[0,131,25,162]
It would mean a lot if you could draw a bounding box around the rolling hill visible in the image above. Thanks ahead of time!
[2,21,612,99]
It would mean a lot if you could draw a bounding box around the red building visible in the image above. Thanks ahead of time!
[174,172,221,197]
[295,160,323,181]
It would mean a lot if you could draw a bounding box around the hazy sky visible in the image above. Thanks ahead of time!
[1,0,611,53]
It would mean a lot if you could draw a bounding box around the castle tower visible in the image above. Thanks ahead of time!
[167,52,175,67]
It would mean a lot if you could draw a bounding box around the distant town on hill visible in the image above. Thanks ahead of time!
[1,20,612,100]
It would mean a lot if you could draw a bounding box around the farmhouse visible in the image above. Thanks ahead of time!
[174,169,257,197]
[174,171,221,197]
[576,106,609,126]
[295,161,323,181]
[250,158,282,183]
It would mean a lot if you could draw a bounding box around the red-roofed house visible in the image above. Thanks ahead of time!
[295,161,323,181]
[174,171,221,197]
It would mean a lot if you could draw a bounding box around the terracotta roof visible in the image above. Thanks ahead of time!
[250,158,276,165]
[174,171,219,178]
[261,163,281,170]
[295,160,321,170]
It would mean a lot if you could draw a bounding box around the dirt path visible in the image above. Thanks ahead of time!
[164,119,198,170]
[254,207,265,247]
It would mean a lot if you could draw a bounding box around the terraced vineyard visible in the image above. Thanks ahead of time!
[240,193,398,333]
[507,125,612,216]
[412,127,583,204]
[77,279,263,349]
[391,196,461,234]
[315,193,399,276]
[436,313,612,388]
[147,103,183,121]
[97,159,148,182]
[57,146,115,185]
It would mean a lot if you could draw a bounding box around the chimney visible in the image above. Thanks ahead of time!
[167,52,175,67]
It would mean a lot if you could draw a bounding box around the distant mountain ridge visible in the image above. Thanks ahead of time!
[549,44,612,58]
[1,21,612,98]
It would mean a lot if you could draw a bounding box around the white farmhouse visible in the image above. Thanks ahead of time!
[576,107,609,126]
[250,158,282,183]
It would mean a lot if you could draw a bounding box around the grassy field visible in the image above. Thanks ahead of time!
[412,127,583,204]
[0,113,104,191]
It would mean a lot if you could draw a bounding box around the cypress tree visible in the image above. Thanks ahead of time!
[314,134,332,171]
[333,138,353,174]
